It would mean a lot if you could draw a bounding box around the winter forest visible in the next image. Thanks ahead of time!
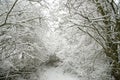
[0,0,120,80]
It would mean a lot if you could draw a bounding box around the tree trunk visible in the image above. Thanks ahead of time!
[105,18,120,80]
[112,18,120,80]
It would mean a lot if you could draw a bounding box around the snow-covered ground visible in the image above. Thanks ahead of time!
[38,66,79,80]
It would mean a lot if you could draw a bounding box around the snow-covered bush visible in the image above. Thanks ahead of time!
[0,0,48,79]
[44,54,61,67]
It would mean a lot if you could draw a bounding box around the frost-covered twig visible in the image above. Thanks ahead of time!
[0,0,18,27]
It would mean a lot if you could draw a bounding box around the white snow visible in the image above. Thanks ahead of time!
[38,66,79,80]
[34,0,81,79]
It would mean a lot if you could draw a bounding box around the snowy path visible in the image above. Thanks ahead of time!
[38,0,79,80]
[39,66,79,80]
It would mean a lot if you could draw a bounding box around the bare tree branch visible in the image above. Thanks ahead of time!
[0,0,19,27]
[77,27,106,50]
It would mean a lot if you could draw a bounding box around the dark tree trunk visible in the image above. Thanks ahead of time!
[105,17,120,80]
[112,18,120,80]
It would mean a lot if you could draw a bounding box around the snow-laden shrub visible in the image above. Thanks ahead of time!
[0,0,48,80]
[44,54,61,67]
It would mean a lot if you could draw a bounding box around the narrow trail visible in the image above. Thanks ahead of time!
[35,0,80,80]
[38,66,79,80]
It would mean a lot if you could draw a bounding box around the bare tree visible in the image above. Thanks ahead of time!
[65,0,120,80]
